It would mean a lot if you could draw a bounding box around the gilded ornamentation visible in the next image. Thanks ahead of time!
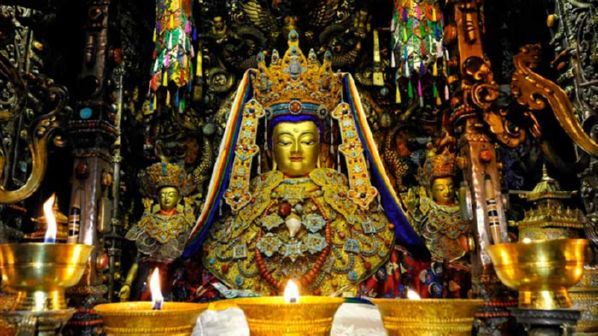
[511,44,598,156]
[204,168,394,294]
[0,38,68,203]
[406,139,471,269]
[119,162,196,301]
[512,165,585,241]
[193,32,425,297]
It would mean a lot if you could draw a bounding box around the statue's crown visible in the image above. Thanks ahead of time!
[139,162,194,198]
[420,147,457,186]
[251,31,342,119]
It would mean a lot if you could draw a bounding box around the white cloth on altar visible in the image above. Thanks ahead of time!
[192,302,387,336]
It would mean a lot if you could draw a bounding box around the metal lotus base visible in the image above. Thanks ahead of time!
[94,301,207,336]
[510,308,581,336]
[371,298,484,336]
[487,239,587,310]
[231,296,344,336]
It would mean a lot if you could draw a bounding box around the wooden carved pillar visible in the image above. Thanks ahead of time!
[64,0,115,334]
[446,1,522,334]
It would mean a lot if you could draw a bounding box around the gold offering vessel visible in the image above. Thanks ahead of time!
[94,301,207,336]
[232,296,344,336]
[486,238,587,310]
[0,242,93,334]
[372,298,483,336]
[0,242,93,312]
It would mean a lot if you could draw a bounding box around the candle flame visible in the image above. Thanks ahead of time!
[406,288,421,300]
[150,268,163,310]
[43,194,57,243]
[522,237,532,244]
[150,267,164,310]
[284,280,299,303]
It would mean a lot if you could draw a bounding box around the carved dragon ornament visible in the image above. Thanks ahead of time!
[0,53,67,204]
[511,44,598,156]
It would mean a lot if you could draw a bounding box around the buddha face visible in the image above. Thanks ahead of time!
[431,177,455,206]
[272,120,320,177]
[158,186,180,211]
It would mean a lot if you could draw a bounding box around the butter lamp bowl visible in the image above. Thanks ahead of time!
[94,301,207,336]
[486,238,587,310]
[231,296,344,336]
[0,243,93,311]
[372,298,483,336]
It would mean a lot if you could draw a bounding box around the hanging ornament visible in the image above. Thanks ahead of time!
[148,0,196,111]
[390,0,447,106]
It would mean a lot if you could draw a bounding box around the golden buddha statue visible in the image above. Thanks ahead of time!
[119,162,195,301]
[406,140,472,275]
[183,31,428,296]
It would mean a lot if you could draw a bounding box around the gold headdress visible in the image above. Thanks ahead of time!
[223,31,378,211]
[139,162,194,199]
[251,30,342,118]
[420,146,457,187]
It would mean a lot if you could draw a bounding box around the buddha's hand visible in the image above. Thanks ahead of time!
[119,284,131,301]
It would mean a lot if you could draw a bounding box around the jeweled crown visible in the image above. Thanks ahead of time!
[251,30,343,119]
[139,162,194,198]
[420,147,457,186]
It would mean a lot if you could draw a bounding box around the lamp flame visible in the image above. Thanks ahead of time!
[406,288,421,300]
[43,194,57,243]
[284,280,299,303]
[150,268,163,310]
[522,237,532,244]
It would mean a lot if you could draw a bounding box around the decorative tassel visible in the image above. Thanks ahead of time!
[432,61,438,76]
[153,28,157,42]
[407,80,414,99]
[169,15,174,29]
[444,84,450,100]
[164,54,170,68]
[419,60,425,76]
[152,94,157,110]
[432,82,438,98]
[162,71,168,87]
[179,97,186,113]
[166,90,171,106]
[149,94,154,112]
[196,50,202,77]
[432,8,436,21]
[417,79,423,107]
[391,50,396,68]
[396,82,401,103]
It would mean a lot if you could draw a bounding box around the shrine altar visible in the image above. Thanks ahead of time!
[192,303,386,336]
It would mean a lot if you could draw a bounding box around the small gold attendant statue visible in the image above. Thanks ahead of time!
[410,144,471,265]
[184,31,428,296]
[120,162,195,301]
[405,141,472,297]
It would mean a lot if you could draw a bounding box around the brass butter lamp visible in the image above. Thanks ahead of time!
[0,195,94,335]
[230,280,344,336]
[372,290,483,336]
[94,268,207,336]
[486,239,587,310]
[487,239,588,335]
